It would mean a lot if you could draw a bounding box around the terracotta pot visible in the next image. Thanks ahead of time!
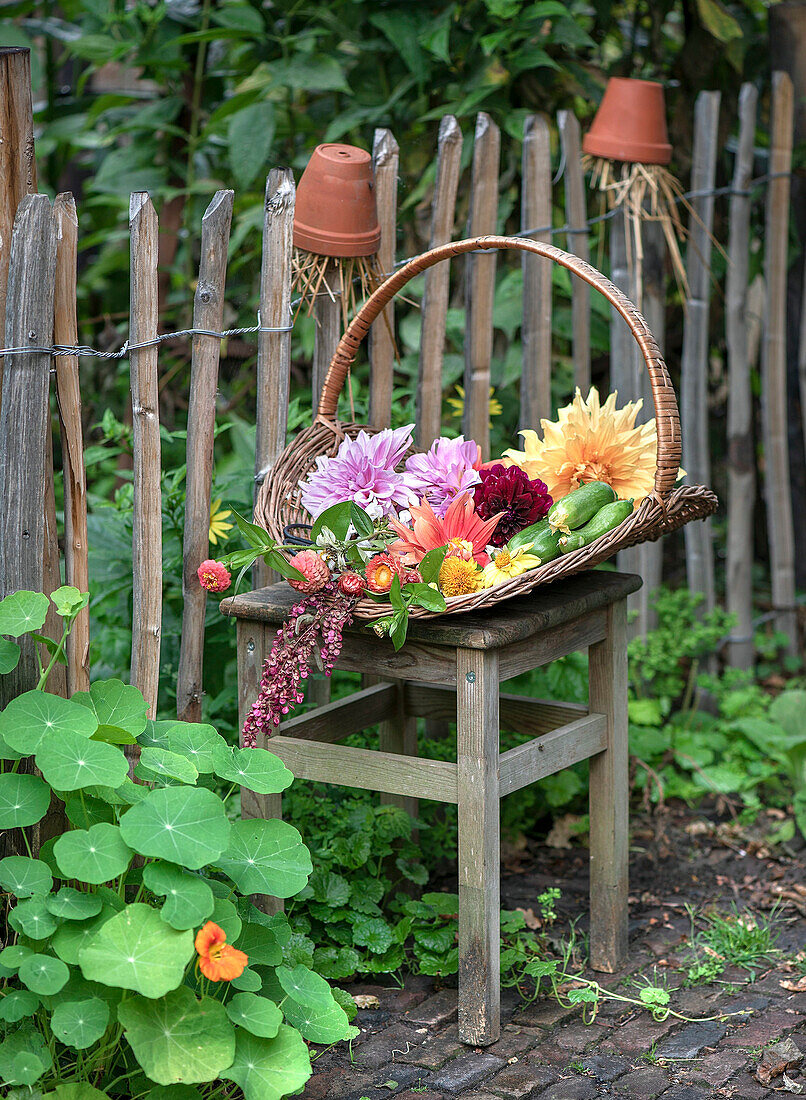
[582,78,672,166]
[293,143,381,258]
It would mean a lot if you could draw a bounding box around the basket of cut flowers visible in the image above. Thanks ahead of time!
[210,236,716,654]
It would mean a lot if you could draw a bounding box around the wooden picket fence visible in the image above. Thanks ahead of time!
[0,45,801,726]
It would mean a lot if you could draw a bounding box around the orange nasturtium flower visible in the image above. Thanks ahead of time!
[195,921,248,982]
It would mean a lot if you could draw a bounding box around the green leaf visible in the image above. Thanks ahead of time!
[36,730,129,791]
[0,945,32,969]
[225,993,281,1039]
[234,922,282,966]
[276,964,351,1044]
[349,503,375,539]
[417,546,447,585]
[213,2,265,32]
[310,502,352,542]
[0,856,53,898]
[216,818,311,897]
[54,823,133,884]
[0,1027,52,1086]
[0,772,51,828]
[157,722,228,773]
[144,1088,203,1100]
[0,637,20,674]
[46,887,104,921]
[119,987,235,1085]
[310,870,350,908]
[405,582,446,612]
[120,787,231,870]
[50,586,89,619]
[78,903,194,998]
[9,895,59,939]
[51,996,110,1049]
[389,609,409,651]
[51,905,117,966]
[213,746,293,795]
[228,101,276,190]
[210,896,242,942]
[229,509,275,550]
[72,679,149,742]
[351,916,394,954]
[389,574,404,611]
[0,590,49,636]
[18,952,70,995]
[0,989,40,1023]
[0,691,98,754]
[142,861,214,930]
[135,747,199,785]
[230,967,262,992]
[222,1025,311,1100]
[50,1085,111,1100]
[695,0,743,41]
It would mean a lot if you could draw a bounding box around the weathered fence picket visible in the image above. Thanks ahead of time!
[520,113,553,430]
[369,128,399,428]
[557,110,590,393]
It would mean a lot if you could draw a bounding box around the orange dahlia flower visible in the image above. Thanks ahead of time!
[389,493,501,567]
[195,921,248,982]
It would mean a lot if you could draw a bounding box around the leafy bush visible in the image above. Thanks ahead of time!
[0,589,356,1098]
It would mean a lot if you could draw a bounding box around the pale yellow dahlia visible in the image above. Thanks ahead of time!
[481,546,541,589]
[502,387,657,504]
[438,556,483,597]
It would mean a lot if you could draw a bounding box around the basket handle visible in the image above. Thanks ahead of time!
[318,235,681,502]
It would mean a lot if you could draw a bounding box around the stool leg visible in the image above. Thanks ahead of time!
[378,681,418,823]
[588,599,629,970]
[457,647,500,1046]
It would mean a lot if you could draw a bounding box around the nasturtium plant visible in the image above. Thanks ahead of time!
[0,589,356,1098]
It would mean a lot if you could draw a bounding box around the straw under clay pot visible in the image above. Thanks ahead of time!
[292,143,385,327]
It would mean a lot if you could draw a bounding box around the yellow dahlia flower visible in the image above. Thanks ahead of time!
[438,556,483,597]
[481,546,541,589]
[502,387,658,504]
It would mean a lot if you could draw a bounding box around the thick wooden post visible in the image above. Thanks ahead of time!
[369,128,399,428]
[558,110,590,394]
[521,113,553,429]
[178,190,234,723]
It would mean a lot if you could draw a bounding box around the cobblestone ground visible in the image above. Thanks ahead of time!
[300,809,806,1099]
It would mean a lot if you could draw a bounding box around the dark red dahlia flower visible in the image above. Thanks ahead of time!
[473,464,552,547]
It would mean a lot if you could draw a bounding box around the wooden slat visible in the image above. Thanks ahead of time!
[761,72,797,653]
[520,113,553,429]
[457,647,500,1046]
[278,681,396,743]
[416,115,463,448]
[129,192,162,720]
[266,736,458,803]
[369,128,399,428]
[403,683,587,735]
[557,110,590,393]
[312,262,340,408]
[462,112,499,460]
[54,193,90,694]
[588,600,629,972]
[498,610,607,681]
[681,90,720,614]
[726,84,759,669]
[254,168,294,589]
[178,190,234,722]
[498,713,607,797]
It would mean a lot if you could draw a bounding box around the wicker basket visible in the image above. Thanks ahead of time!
[255,235,717,620]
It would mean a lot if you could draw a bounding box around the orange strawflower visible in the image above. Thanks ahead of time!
[195,921,248,982]
[364,552,408,594]
[389,494,501,567]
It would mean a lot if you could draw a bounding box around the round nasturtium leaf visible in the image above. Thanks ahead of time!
[54,823,133,885]
[157,722,228,774]
[50,1084,111,1100]
[145,1087,203,1100]
[18,953,70,996]
[221,1024,311,1100]
[0,691,98,755]
[0,989,40,1022]
[142,862,214,931]
[118,987,236,1085]
[210,897,241,944]
[51,905,117,966]
[0,772,51,829]
[234,923,282,967]
[0,1025,53,1087]
[213,747,293,795]
[72,679,149,742]
[225,993,281,1039]
[119,787,231,870]
[229,968,262,993]
[0,636,20,676]
[216,819,312,898]
[276,964,352,1044]
[64,790,116,829]
[46,887,104,922]
[36,730,129,792]
[0,855,53,898]
[0,589,49,637]
[50,996,110,1049]
[78,903,194,998]
[0,944,33,969]
[9,895,59,940]
[135,747,198,786]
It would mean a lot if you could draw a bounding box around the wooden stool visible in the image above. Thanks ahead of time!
[224,569,640,1046]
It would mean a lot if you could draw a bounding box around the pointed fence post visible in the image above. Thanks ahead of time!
[558,110,590,394]
[521,113,553,429]
[369,128,399,429]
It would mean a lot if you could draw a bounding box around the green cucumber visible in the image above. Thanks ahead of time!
[507,518,550,553]
[548,481,616,534]
[558,499,635,554]
[507,521,562,565]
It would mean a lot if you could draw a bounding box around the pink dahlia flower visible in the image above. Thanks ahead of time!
[197,559,231,593]
[300,425,414,520]
[288,550,330,594]
[404,436,482,517]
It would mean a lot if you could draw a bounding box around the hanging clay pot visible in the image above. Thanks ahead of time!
[583,78,672,166]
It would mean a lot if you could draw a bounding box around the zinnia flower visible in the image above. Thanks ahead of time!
[404,436,482,517]
[389,494,501,567]
[195,921,248,982]
[365,552,407,594]
[502,387,657,504]
[208,499,233,546]
[473,464,552,547]
[197,559,231,593]
[287,550,330,594]
[438,556,482,597]
[481,546,542,588]
[300,425,414,520]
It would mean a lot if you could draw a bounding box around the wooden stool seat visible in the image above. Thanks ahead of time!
[224,569,640,1046]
